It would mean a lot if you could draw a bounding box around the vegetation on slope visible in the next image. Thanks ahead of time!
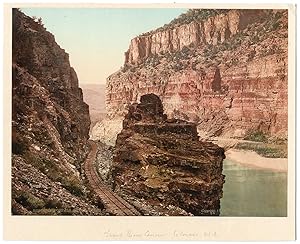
[142,9,230,35]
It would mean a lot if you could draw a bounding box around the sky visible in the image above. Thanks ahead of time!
[21,8,186,85]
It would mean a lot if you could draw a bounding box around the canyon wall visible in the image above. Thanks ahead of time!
[12,9,101,215]
[104,9,288,140]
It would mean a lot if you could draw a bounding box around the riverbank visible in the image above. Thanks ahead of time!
[208,137,288,172]
[225,148,288,172]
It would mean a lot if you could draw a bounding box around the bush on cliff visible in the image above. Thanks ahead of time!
[14,190,46,210]
[23,152,84,197]
[244,130,268,142]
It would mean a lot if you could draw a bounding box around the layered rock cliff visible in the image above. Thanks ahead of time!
[125,9,264,65]
[11,9,101,215]
[112,94,225,216]
[105,9,288,140]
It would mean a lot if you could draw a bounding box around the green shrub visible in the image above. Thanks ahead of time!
[24,153,63,182]
[270,137,287,145]
[271,21,280,31]
[45,198,63,209]
[61,176,84,197]
[15,191,45,210]
[244,130,268,142]
[165,9,230,30]
[12,142,26,155]
[235,142,287,158]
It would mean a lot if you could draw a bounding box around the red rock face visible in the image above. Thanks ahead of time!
[106,9,288,138]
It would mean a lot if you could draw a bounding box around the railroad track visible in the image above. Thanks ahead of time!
[84,140,141,216]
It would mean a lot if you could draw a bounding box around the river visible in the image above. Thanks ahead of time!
[220,159,287,217]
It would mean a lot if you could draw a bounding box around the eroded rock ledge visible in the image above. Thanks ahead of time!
[112,94,225,216]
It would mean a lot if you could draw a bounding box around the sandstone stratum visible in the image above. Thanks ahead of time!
[104,9,288,141]
[112,94,225,216]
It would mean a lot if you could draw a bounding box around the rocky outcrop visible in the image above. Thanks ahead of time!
[12,155,102,215]
[11,9,99,215]
[90,118,123,146]
[105,9,288,140]
[112,94,225,216]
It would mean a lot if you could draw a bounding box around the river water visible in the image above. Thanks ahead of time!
[220,159,287,217]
